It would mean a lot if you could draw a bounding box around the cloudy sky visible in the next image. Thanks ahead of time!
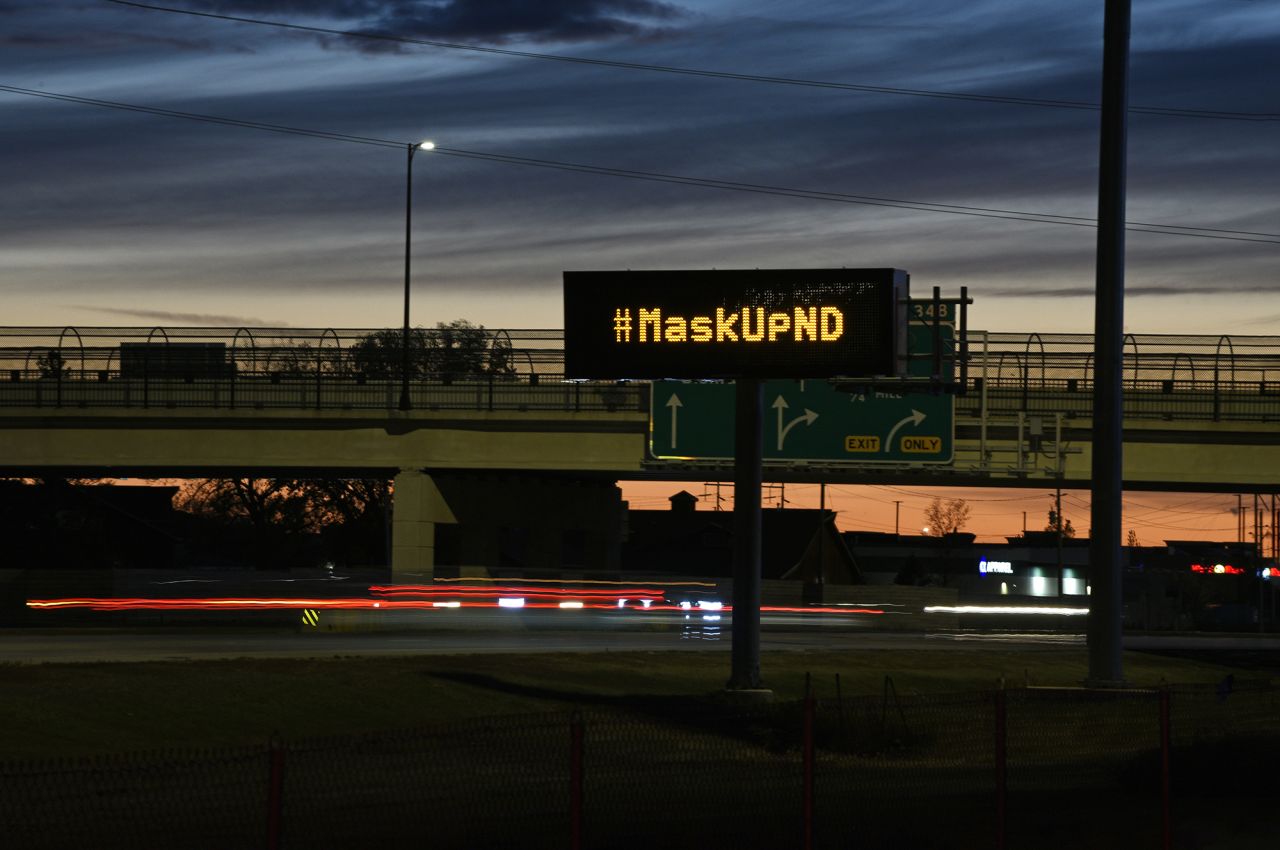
[2,0,1277,333]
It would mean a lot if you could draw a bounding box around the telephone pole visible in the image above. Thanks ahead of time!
[1055,486,1064,597]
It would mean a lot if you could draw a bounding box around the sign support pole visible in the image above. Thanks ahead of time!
[1087,0,1130,687]
[729,377,764,690]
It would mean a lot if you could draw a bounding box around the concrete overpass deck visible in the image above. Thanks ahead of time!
[4,379,1280,491]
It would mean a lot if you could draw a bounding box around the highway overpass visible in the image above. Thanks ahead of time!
[4,326,1280,576]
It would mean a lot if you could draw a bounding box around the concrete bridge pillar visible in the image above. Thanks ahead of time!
[390,469,456,583]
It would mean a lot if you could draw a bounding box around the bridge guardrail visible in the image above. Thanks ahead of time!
[10,370,1280,422]
[0,372,648,414]
[5,327,1280,421]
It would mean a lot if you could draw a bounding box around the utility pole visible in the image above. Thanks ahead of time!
[1238,494,1244,543]
[1254,493,1262,553]
[1055,486,1064,598]
[1264,494,1274,560]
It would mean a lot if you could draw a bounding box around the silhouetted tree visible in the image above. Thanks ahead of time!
[180,478,308,531]
[1046,507,1076,538]
[266,339,344,377]
[36,350,69,379]
[348,329,428,380]
[177,477,390,568]
[348,320,514,382]
[924,497,971,535]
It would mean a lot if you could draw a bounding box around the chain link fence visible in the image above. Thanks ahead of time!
[1,681,1276,849]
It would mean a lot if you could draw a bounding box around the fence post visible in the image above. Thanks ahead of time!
[803,674,815,850]
[1160,688,1171,850]
[994,688,1007,850]
[570,711,584,850]
[835,673,848,746]
[265,735,286,850]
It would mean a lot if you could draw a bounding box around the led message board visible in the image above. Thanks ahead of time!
[563,268,908,380]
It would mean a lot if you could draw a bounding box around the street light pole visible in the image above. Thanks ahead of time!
[399,140,435,412]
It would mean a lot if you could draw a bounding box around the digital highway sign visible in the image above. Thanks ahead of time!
[563,268,909,380]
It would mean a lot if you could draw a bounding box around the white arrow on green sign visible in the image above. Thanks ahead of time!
[772,395,820,451]
[650,379,952,463]
[649,319,955,463]
[666,393,683,449]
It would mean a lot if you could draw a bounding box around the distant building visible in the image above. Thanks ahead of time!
[623,491,860,585]
[430,472,624,577]
[0,479,183,571]
[841,528,1275,630]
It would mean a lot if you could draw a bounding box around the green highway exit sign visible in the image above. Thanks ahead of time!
[649,323,955,464]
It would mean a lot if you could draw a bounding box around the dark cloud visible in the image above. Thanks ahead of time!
[4,1,1278,331]
[380,0,685,44]
[73,306,292,326]
[167,1,387,15]
[984,282,1280,299]
[0,30,227,50]
[183,0,688,45]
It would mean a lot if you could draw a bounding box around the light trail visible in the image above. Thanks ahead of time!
[26,597,885,616]
[26,580,884,616]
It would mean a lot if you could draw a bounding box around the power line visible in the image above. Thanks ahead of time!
[0,84,401,150]
[105,0,1280,123]
[4,83,1278,244]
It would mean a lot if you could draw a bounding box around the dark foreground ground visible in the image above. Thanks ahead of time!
[1,634,1275,848]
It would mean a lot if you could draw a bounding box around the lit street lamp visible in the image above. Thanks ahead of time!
[400,139,435,411]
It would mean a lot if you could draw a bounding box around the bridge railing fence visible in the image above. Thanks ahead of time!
[5,327,1280,420]
[0,327,659,413]
[959,377,1280,422]
[972,331,1280,385]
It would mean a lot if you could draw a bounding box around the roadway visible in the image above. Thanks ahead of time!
[6,622,1278,665]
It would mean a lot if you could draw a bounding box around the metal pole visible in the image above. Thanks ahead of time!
[1087,0,1131,687]
[980,331,989,469]
[1272,494,1277,559]
[1238,494,1244,543]
[729,377,764,690]
[399,143,414,412]
[1254,493,1261,553]
[895,501,901,535]
[1160,688,1171,850]
[265,736,286,850]
[994,687,1007,850]
[1056,485,1064,597]
[802,674,815,850]
[817,482,826,583]
[569,711,584,850]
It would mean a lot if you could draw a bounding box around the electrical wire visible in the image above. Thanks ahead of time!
[105,1,1280,123]
[3,83,1278,244]
[0,84,402,149]
[749,483,1243,537]
[431,147,1280,242]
